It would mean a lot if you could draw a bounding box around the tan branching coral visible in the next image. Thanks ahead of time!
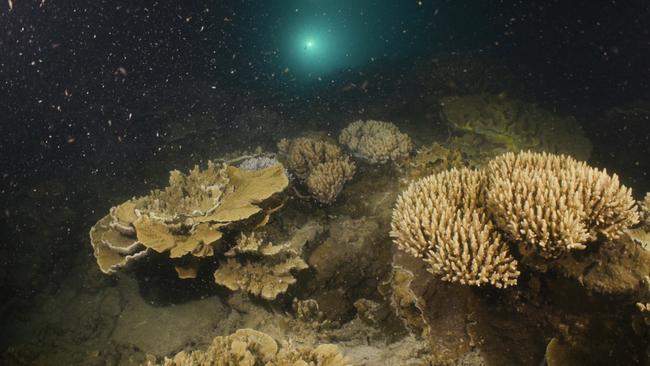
[89,161,289,277]
[486,151,639,257]
[390,168,520,288]
[277,137,345,180]
[441,94,593,161]
[306,159,356,204]
[277,136,356,203]
[338,120,413,163]
[159,328,348,366]
[391,151,640,288]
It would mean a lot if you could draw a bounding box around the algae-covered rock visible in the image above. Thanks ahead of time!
[441,94,593,160]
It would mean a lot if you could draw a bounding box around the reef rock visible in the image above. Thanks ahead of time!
[441,94,593,161]
[156,328,349,366]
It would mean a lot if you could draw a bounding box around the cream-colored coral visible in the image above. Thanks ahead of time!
[277,137,344,179]
[390,168,519,288]
[338,120,413,163]
[306,158,356,204]
[159,329,348,366]
[486,151,639,257]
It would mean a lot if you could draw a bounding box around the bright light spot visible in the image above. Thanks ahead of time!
[305,39,314,49]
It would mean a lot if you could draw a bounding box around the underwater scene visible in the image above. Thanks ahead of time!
[2,1,650,365]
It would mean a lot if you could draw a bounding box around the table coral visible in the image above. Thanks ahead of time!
[338,120,413,164]
[89,161,289,277]
[214,222,323,300]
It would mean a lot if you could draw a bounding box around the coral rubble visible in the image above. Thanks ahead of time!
[338,120,413,164]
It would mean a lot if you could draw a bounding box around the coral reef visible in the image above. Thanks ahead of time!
[441,94,593,161]
[641,192,650,226]
[487,151,639,258]
[305,159,356,204]
[391,168,519,288]
[277,136,356,203]
[277,137,345,180]
[156,328,349,366]
[338,120,413,164]
[215,222,324,300]
[391,151,639,287]
[90,161,290,287]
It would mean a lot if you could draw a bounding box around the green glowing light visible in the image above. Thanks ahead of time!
[305,39,315,49]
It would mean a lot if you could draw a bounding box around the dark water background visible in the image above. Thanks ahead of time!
[1,0,649,358]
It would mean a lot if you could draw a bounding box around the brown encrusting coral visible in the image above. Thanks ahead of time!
[391,151,640,288]
[338,120,413,164]
[156,328,349,366]
[277,136,356,203]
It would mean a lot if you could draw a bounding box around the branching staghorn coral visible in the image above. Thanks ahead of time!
[486,151,639,257]
[277,137,345,180]
[306,159,356,204]
[156,328,349,366]
[338,120,413,164]
[390,151,640,288]
[391,168,519,288]
[277,136,356,203]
